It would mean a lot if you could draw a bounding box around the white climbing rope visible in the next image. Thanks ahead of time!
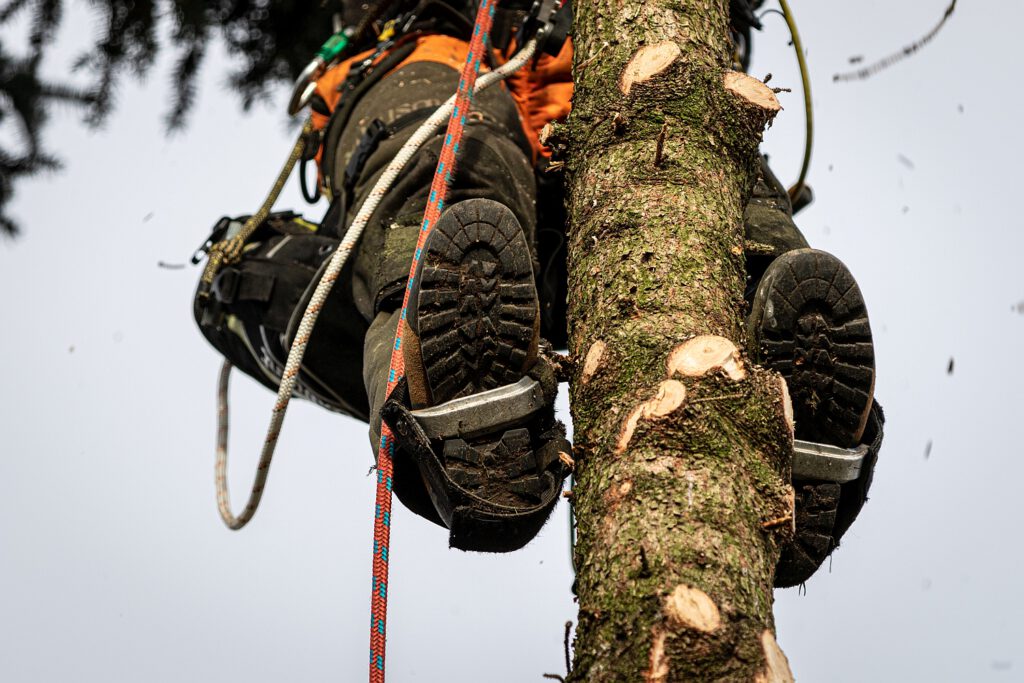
[215,38,539,529]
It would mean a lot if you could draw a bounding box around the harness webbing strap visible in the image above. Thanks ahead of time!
[369,2,498,680]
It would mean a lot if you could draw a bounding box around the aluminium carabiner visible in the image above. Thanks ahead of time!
[287,27,355,116]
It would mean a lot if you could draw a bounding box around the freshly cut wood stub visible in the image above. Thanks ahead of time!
[616,380,687,453]
[663,585,722,633]
[558,450,575,470]
[620,42,682,95]
[645,628,670,683]
[582,340,607,384]
[723,71,781,112]
[779,376,794,436]
[667,336,747,381]
[785,486,796,536]
[539,123,556,146]
[754,630,795,683]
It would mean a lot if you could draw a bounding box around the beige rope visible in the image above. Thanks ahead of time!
[199,119,314,292]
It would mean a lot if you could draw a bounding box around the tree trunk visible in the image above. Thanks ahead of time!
[564,1,797,680]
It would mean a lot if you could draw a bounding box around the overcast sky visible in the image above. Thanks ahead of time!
[1,1,1021,681]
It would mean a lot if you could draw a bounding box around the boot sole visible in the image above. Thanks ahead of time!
[749,248,876,586]
[396,203,562,551]
[779,482,841,586]
[408,199,538,405]
[752,248,875,447]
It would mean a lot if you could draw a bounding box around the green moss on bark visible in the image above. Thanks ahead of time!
[566,1,793,681]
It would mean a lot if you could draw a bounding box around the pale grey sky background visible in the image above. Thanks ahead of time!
[1,1,1021,681]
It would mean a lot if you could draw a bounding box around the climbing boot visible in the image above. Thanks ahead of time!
[743,158,810,299]
[380,198,569,552]
[746,247,883,587]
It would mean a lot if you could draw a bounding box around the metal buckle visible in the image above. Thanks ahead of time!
[792,440,868,484]
[191,216,233,264]
[211,267,241,305]
[410,376,546,440]
[519,0,568,60]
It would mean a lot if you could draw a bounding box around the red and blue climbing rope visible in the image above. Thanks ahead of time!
[368,1,498,681]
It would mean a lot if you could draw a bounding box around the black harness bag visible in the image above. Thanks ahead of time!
[193,212,370,421]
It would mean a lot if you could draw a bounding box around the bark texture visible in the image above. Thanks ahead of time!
[565,1,796,680]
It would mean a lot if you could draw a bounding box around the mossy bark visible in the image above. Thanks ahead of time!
[565,2,796,681]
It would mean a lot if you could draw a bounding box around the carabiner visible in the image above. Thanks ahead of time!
[287,28,354,117]
[287,59,324,116]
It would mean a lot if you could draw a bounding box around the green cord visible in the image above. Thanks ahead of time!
[778,0,813,201]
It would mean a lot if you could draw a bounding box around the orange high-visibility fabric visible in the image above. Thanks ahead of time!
[500,37,573,162]
[310,46,364,175]
[309,36,486,180]
[310,34,574,177]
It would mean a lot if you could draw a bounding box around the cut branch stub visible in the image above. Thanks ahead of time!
[539,123,556,146]
[645,628,670,683]
[559,450,576,471]
[582,340,608,384]
[779,376,794,436]
[723,71,781,113]
[616,380,687,453]
[620,42,682,95]
[753,630,795,683]
[722,71,782,137]
[663,584,722,633]
[667,336,746,381]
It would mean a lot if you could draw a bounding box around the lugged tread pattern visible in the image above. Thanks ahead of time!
[749,248,877,587]
[443,428,556,508]
[409,199,538,406]
[775,482,841,587]
[756,250,875,448]
[402,199,564,524]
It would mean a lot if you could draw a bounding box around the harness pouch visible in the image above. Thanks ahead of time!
[193,212,370,421]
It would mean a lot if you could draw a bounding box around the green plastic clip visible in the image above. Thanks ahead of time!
[317,31,351,64]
